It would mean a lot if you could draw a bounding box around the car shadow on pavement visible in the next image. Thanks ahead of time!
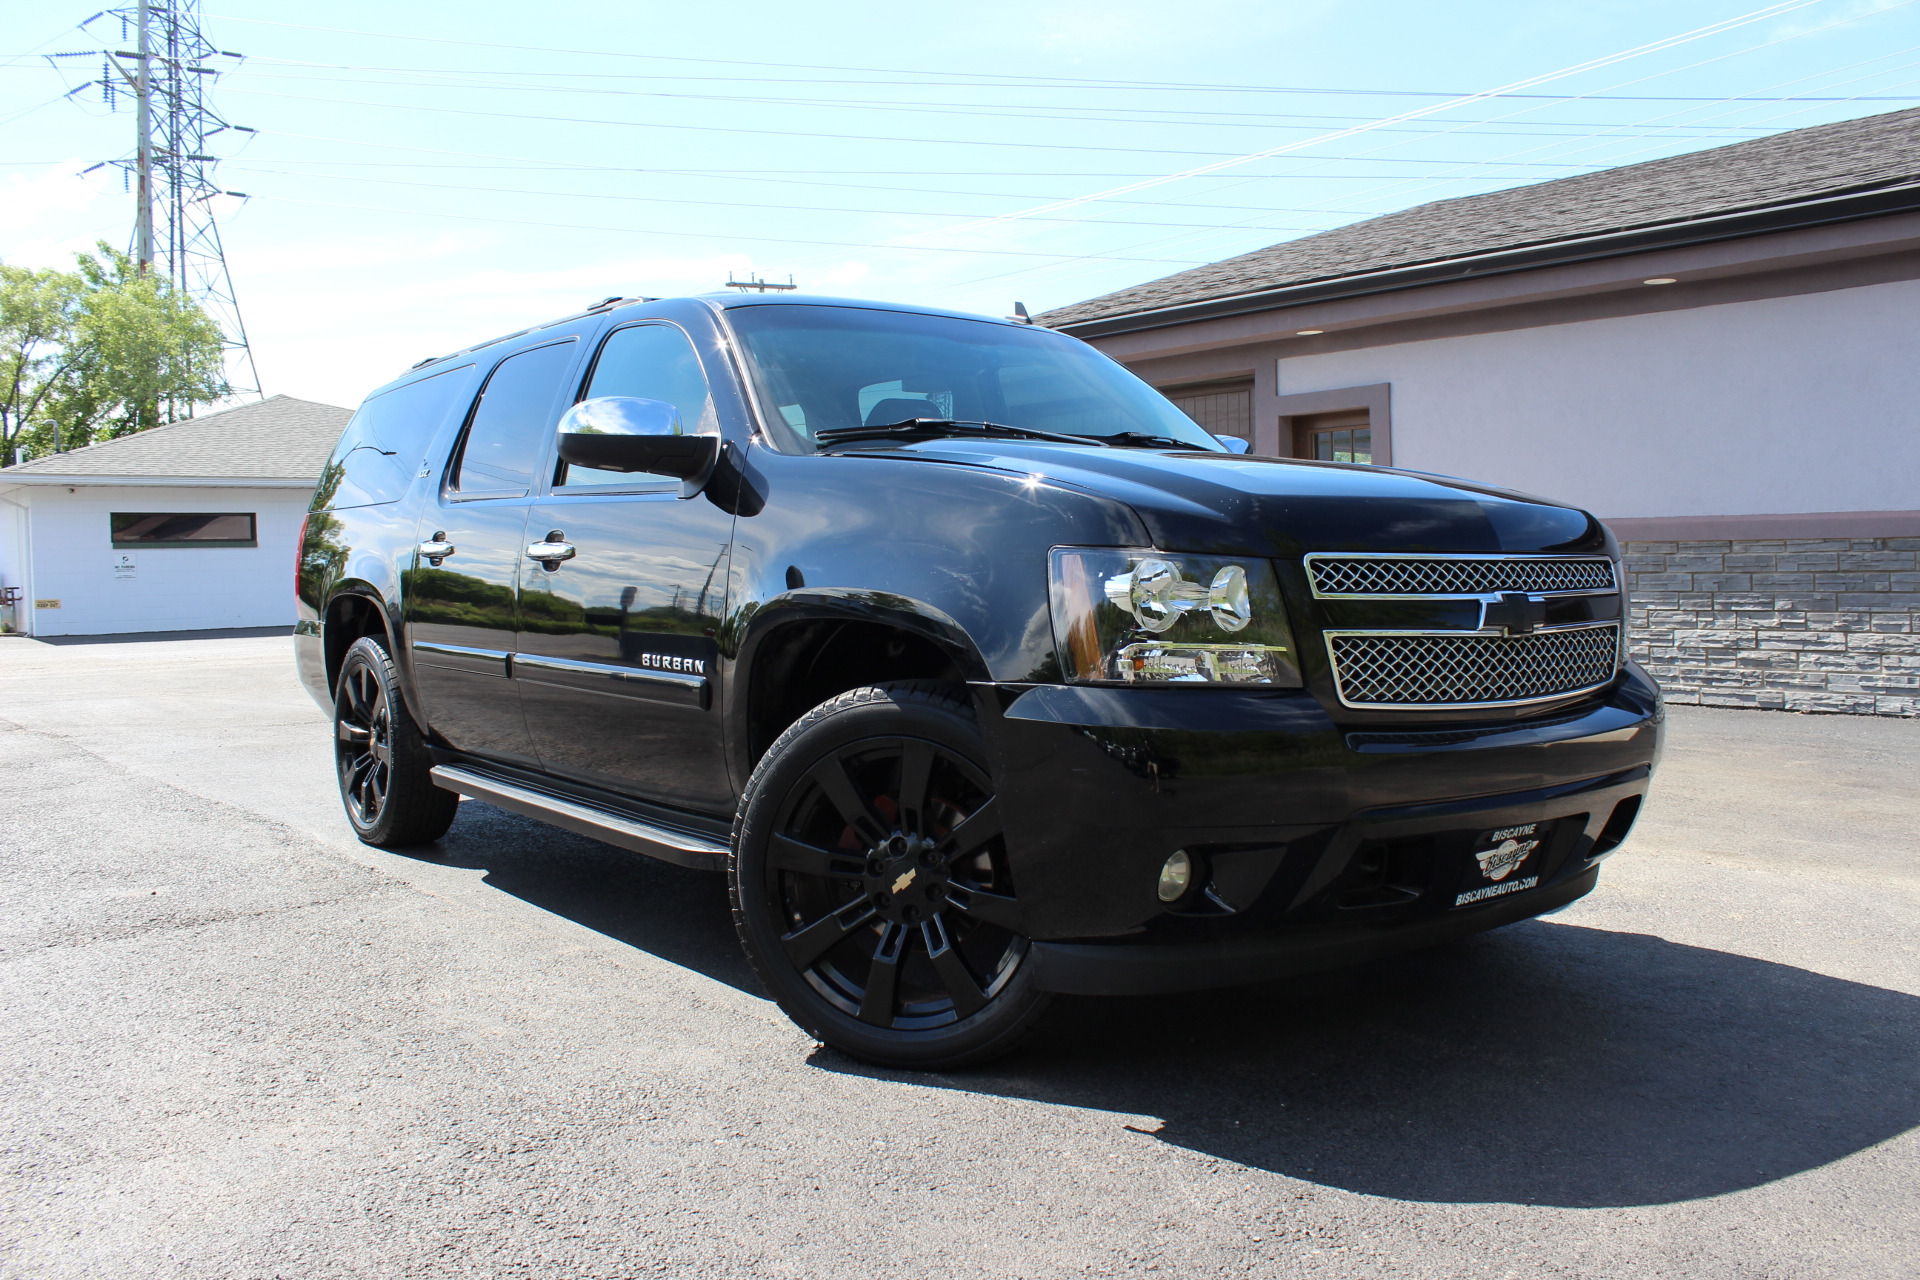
[402,797,765,996]
[818,920,1920,1210]
[401,802,1919,1210]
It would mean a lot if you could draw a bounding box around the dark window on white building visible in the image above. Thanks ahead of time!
[110,512,258,548]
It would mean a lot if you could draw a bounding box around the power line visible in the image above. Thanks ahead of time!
[217,66,1804,139]
[0,18,104,73]
[194,12,1920,101]
[35,0,1892,326]
[211,56,1905,107]
[951,11,1920,297]
[222,85,1655,161]
[224,157,1399,212]
[222,164,1349,231]
[234,0,1908,265]
[974,0,1920,283]
[227,57,1920,103]
[216,130,1601,243]
[174,114,1647,267]
[897,0,1825,247]
[242,138,1611,178]
[176,3,1901,306]
[0,84,93,128]
[256,126,1608,173]
[215,125,1619,247]
[249,192,1213,264]
[1287,24,1920,234]
[0,159,1604,182]
[20,52,1912,140]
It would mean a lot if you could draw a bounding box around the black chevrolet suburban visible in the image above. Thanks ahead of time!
[296,293,1662,1068]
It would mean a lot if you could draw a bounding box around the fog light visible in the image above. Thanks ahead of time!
[1157,850,1194,903]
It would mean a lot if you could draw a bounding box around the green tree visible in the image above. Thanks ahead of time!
[0,243,229,463]
[0,263,82,458]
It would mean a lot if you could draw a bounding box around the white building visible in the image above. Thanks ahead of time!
[0,395,349,637]
[1044,107,1920,716]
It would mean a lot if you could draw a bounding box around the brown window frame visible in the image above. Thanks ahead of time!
[1293,408,1372,463]
[1273,383,1392,466]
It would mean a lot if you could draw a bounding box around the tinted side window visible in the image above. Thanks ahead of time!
[312,364,474,511]
[561,324,715,488]
[452,341,577,494]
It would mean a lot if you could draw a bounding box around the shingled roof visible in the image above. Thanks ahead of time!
[1041,105,1920,330]
[0,395,351,482]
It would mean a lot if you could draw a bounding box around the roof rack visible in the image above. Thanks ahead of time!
[406,295,669,377]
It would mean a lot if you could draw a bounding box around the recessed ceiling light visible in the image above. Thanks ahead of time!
[1643,277,1678,286]
[1296,328,1324,335]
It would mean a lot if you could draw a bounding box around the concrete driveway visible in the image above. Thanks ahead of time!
[1,631,1916,1278]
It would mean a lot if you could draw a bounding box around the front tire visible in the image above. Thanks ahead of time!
[730,682,1049,1070]
[333,635,458,847]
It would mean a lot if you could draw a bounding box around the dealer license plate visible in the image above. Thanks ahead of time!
[1452,821,1546,908]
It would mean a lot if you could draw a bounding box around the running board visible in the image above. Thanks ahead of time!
[429,765,730,872]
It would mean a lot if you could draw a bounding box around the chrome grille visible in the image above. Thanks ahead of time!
[1327,624,1620,709]
[1308,555,1615,597]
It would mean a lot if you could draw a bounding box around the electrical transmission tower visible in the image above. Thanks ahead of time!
[86,0,260,401]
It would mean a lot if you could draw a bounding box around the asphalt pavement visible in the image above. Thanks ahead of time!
[1,631,1916,1279]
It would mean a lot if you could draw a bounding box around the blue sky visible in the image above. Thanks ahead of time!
[3,0,1918,408]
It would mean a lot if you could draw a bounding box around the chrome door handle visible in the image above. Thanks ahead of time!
[526,531,576,568]
[418,533,456,565]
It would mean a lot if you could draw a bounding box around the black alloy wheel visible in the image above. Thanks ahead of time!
[730,682,1050,1069]
[337,658,393,824]
[333,635,459,847]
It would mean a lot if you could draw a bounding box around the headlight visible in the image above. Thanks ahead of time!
[1049,548,1302,685]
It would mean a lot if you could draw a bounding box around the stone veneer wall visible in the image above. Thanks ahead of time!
[1623,537,1920,716]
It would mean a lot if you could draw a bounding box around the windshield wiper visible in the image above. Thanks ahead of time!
[814,418,1107,448]
[1102,431,1207,450]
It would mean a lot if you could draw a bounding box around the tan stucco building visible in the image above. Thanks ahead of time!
[1044,108,1920,716]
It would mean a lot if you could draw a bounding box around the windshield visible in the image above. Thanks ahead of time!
[724,304,1225,453]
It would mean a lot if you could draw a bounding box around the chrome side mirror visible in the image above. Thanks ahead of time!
[558,395,680,444]
[1215,434,1251,454]
[556,396,718,483]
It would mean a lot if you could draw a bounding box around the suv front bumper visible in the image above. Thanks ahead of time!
[973,663,1662,996]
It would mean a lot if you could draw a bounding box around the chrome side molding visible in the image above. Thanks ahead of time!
[511,651,709,708]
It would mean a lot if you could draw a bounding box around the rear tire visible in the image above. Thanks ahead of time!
[333,635,458,847]
[730,681,1050,1071]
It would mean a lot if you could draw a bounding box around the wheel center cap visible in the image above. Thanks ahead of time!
[869,836,947,923]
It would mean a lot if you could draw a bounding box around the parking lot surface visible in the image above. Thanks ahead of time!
[2,631,1916,1279]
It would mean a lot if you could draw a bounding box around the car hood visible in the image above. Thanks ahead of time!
[851,439,1612,557]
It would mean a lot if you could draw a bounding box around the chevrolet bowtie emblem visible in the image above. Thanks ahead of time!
[1481,591,1547,635]
[891,868,917,895]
